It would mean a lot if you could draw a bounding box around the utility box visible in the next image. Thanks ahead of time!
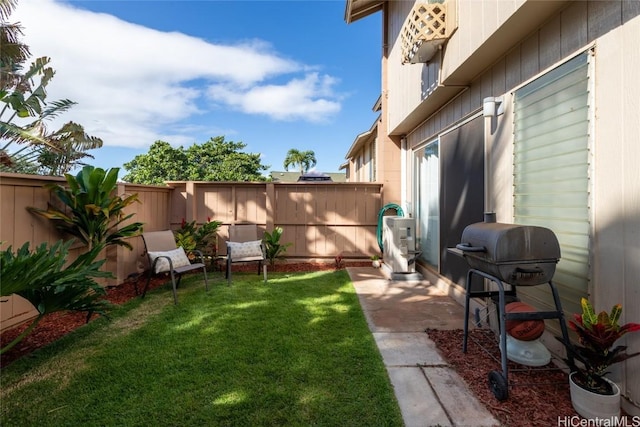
[382,216,419,274]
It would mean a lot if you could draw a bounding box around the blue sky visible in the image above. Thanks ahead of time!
[12,0,381,178]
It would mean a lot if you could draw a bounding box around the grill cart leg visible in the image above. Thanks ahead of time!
[462,269,515,401]
[463,269,473,353]
[496,276,510,400]
[547,280,574,367]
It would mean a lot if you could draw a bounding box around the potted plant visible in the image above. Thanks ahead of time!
[370,254,382,268]
[557,298,640,419]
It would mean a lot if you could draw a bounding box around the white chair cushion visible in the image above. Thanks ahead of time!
[148,247,191,273]
[227,240,263,259]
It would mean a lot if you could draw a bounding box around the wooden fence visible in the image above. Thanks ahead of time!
[0,173,383,331]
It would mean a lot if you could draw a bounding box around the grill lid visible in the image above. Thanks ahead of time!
[457,222,560,263]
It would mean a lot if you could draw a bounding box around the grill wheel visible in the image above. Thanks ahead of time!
[488,370,509,401]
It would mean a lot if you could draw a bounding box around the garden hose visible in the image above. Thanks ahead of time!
[377,203,404,252]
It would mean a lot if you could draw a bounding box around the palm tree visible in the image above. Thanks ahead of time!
[0,1,77,172]
[1,0,30,88]
[0,0,47,156]
[283,149,317,175]
[37,121,104,175]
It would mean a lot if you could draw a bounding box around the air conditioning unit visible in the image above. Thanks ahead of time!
[382,216,423,280]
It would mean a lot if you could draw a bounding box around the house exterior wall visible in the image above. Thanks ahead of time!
[373,0,640,415]
[377,2,403,206]
[344,137,377,183]
[591,12,640,410]
[386,0,428,133]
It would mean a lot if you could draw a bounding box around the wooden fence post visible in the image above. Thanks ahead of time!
[266,183,275,231]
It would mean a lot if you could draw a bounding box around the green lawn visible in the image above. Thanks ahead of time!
[0,271,403,426]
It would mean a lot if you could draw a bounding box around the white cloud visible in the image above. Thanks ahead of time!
[10,0,343,149]
[208,73,341,122]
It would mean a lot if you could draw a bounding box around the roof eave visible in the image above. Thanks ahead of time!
[344,0,384,24]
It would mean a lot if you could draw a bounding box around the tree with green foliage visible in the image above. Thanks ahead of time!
[36,121,104,175]
[121,141,186,184]
[122,136,269,184]
[0,55,76,170]
[28,166,143,250]
[0,240,112,354]
[283,149,317,175]
[0,1,101,174]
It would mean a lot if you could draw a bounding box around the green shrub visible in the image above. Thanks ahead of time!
[0,240,112,354]
[174,217,221,257]
[263,227,291,266]
[28,165,143,250]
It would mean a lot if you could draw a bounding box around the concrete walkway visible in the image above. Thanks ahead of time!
[347,267,499,427]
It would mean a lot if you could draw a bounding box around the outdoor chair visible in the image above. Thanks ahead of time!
[226,223,266,284]
[140,230,209,304]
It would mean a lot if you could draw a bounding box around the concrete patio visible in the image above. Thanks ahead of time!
[347,266,499,427]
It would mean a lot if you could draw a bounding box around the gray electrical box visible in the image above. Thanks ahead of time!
[382,216,418,273]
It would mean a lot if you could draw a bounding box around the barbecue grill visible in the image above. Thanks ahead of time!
[450,216,573,401]
[455,222,560,286]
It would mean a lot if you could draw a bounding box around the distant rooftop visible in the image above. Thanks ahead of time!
[270,171,347,183]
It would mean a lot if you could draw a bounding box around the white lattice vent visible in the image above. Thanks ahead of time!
[400,1,456,64]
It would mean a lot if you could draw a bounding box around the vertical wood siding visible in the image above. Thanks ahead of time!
[390,0,640,413]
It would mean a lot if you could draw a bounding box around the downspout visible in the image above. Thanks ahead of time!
[483,96,504,217]
[484,114,492,215]
[400,136,410,217]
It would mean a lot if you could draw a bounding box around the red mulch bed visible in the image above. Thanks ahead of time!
[427,328,578,426]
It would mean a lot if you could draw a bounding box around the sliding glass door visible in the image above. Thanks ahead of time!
[414,140,439,269]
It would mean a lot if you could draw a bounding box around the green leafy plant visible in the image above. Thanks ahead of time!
[262,227,291,266]
[0,240,112,354]
[174,217,222,258]
[370,254,380,261]
[28,165,143,250]
[558,298,640,394]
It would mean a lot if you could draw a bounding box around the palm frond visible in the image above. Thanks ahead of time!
[40,99,77,120]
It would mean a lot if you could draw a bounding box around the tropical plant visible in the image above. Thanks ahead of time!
[262,226,291,266]
[1,2,100,173]
[36,121,103,175]
[0,240,112,354]
[0,56,76,170]
[122,137,270,184]
[558,298,640,394]
[28,166,143,250]
[283,148,317,175]
[0,0,102,175]
[1,0,30,80]
[174,217,222,258]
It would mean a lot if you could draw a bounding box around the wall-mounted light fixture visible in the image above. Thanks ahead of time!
[483,96,504,117]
